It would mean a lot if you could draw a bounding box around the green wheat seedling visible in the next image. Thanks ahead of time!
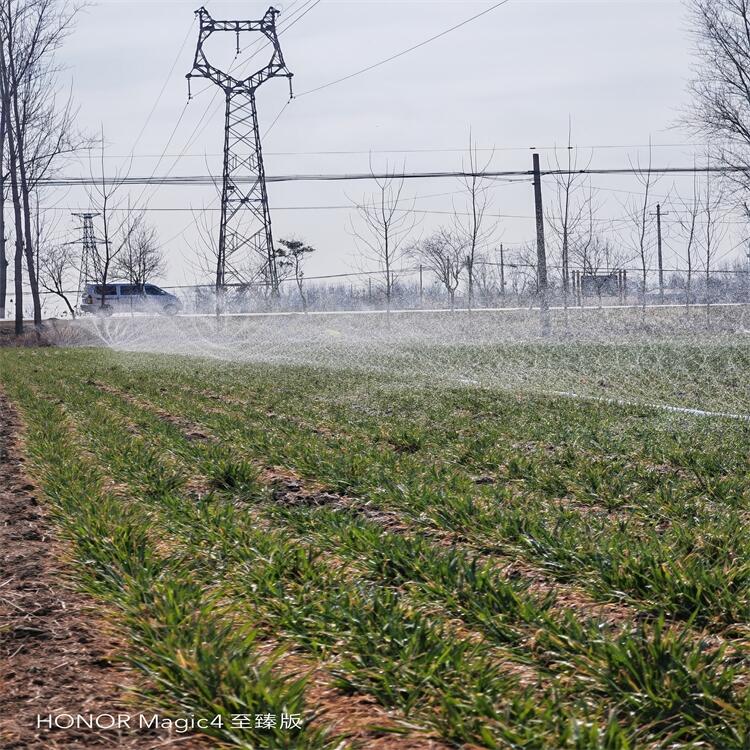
[3,346,750,749]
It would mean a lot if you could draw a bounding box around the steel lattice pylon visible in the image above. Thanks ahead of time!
[187,6,293,301]
[72,212,99,308]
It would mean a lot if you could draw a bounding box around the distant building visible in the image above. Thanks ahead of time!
[580,272,621,297]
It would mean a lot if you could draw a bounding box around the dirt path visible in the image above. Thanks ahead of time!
[0,389,207,749]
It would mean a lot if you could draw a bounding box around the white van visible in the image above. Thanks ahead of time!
[81,283,182,316]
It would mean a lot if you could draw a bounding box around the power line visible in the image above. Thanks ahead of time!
[130,100,191,208]
[295,0,512,97]
[57,142,712,160]
[36,203,750,231]
[125,16,196,165]
[34,164,750,187]
[38,188,472,213]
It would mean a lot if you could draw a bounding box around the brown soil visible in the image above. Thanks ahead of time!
[91,381,214,443]
[0,388,208,749]
[266,650,451,750]
[19,383,452,749]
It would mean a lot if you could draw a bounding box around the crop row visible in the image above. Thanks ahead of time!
[4,350,750,747]
[52,349,750,628]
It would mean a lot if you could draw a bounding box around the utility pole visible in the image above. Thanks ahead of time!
[499,243,506,304]
[419,264,423,306]
[187,6,293,311]
[650,203,668,304]
[532,153,550,334]
[656,204,664,304]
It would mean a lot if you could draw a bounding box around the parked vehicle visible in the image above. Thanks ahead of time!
[80,283,182,316]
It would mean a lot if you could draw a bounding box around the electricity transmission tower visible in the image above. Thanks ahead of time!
[187,6,293,305]
[72,212,100,307]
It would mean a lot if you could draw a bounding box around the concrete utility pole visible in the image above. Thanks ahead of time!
[656,204,664,304]
[532,153,550,334]
[650,204,669,304]
[499,243,506,304]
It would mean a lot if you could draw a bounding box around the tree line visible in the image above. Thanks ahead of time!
[6,0,750,326]
[0,0,169,330]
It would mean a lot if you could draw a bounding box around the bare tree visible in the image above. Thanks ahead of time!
[676,165,701,313]
[189,205,251,314]
[687,0,750,185]
[190,206,220,279]
[515,242,539,304]
[568,181,601,305]
[277,237,315,312]
[0,0,79,332]
[575,233,626,307]
[700,164,729,325]
[0,98,7,319]
[350,158,416,311]
[115,218,164,289]
[498,243,507,303]
[86,131,140,309]
[546,122,593,308]
[623,142,659,310]
[454,132,495,310]
[38,242,76,316]
[411,228,465,310]
[0,43,26,333]
[473,253,503,307]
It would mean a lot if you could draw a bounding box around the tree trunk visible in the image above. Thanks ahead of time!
[296,276,306,313]
[562,227,569,312]
[19,170,42,326]
[7,139,24,335]
[1,3,41,331]
[385,263,391,312]
[1,68,25,334]
[10,83,42,327]
[0,103,6,320]
[60,292,76,318]
[705,266,711,328]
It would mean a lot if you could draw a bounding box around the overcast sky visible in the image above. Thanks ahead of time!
[42,0,745,292]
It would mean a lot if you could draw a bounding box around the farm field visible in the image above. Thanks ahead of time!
[2,342,750,748]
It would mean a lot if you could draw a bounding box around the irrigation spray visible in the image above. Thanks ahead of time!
[61,304,750,419]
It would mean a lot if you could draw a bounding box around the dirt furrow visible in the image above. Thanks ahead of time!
[0,388,209,749]
[29,381,455,749]
[90,381,639,629]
